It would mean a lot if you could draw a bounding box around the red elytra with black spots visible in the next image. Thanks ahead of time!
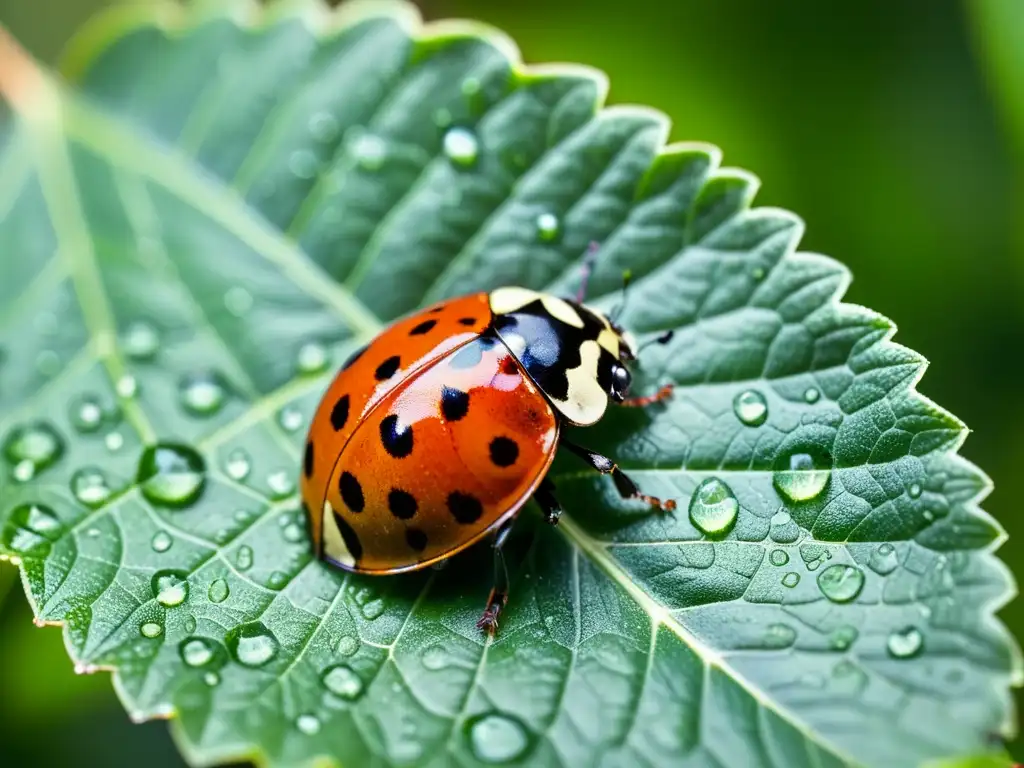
[300,285,676,634]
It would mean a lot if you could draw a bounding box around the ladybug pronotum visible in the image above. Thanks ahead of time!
[300,264,675,634]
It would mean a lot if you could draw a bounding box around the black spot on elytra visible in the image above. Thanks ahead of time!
[405,527,428,552]
[410,319,437,336]
[330,394,350,431]
[304,441,314,478]
[375,355,401,381]
[458,317,476,326]
[441,386,469,421]
[331,511,363,561]
[342,344,367,371]
[380,415,413,458]
[489,436,519,467]
[447,491,483,524]
[388,488,418,519]
[339,471,364,512]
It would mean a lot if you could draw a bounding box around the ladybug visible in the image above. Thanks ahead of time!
[300,262,675,634]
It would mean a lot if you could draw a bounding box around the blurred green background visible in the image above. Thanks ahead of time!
[1,0,1021,764]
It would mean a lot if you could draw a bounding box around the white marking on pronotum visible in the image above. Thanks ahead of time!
[552,339,609,425]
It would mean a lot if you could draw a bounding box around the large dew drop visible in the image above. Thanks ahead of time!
[887,626,924,659]
[868,543,899,576]
[3,421,64,480]
[733,390,768,427]
[773,449,831,503]
[322,664,364,701]
[2,503,63,557]
[687,477,738,537]
[466,712,531,764]
[180,637,216,667]
[226,622,279,668]
[137,444,206,508]
[152,570,189,607]
[817,564,865,603]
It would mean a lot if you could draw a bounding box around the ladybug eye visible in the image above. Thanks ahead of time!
[612,365,631,395]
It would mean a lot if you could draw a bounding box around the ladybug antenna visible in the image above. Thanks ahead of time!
[637,329,675,355]
[575,241,601,303]
[610,269,633,325]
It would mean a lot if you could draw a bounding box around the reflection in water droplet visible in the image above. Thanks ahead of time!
[817,564,865,603]
[466,712,531,764]
[152,571,189,607]
[3,421,65,478]
[908,482,922,499]
[535,212,561,242]
[224,287,253,317]
[277,407,303,433]
[803,387,820,404]
[140,622,163,639]
[235,546,254,571]
[226,622,279,667]
[289,150,320,179]
[773,450,831,502]
[733,390,768,427]
[208,579,230,603]
[71,467,113,508]
[887,626,924,659]
[105,431,124,452]
[70,396,104,433]
[687,477,738,537]
[309,112,339,142]
[151,531,173,553]
[180,638,215,667]
[322,664,364,700]
[769,549,789,566]
[764,623,797,649]
[336,636,359,657]
[123,322,160,361]
[297,714,321,735]
[267,470,295,499]
[781,571,801,588]
[443,127,479,167]
[224,448,251,481]
[137,444,206,508]
[115,375,138,399]
[868,543,899,576]
[829,625,859,651]
[180,373,228,416]
[296,342,328,374]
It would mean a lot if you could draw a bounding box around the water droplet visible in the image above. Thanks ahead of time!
[35,350,60,377]
[69,395,104,433]
[769,549,789,566]
[687,477,738,537]
[235,545,253,571]
[184,614,197,634]
[204,671,220,686]
[277,407,303,433]
[309,112,339,142]
[351,133,386,170]
[817,564,865,603]
[769,509,800,543]
[151,531,173,553]
[267,571,289,590]
[296,714,321,735]
[179,373,228,416]
[296,342,328,374]
[283,522,305,543]
[800,543,833,572]
[105,431,124,452]
[422,644,449,670]
[764,622,797,649]
[1,503,63,556]
[3,421,64,478]
[123,322,160,361]
[829,625,859,651]
[831,660,868,694]
[781,571,801,588]
[803,387,820,404]
[733,390,768,427]
[361,598,385,620]
[466,712,531,764]
[443,127,479,167]
[289,150,319,179]
[140,621,163,639]
[71,467,113,508]
[461,77,481,97]
[868,543,898,576]
[322,664,364,700]
[267,469,295,499]
[226,622,279,667]
[115,375,138,399]
[223,448,251,482]
[752,266,766,281]
[152,571,189,607]
[224,287,253,317]
[137,444,206,508]
[908,482,922,499]
[887,626,924,659]
[336,636,359,656]
[208,579,230,603]
[180,638,215,667]
[535,212,561,242]
[773,450,831,503]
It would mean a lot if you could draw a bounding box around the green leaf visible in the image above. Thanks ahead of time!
[0,2,1019,766]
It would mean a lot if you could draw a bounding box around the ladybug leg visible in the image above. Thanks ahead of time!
[562,441,677,514]
[619,383,674,408]
[477,517,515,636]
[535,478,562,525]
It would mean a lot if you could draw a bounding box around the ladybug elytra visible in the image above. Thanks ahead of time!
[300,265,674,634]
